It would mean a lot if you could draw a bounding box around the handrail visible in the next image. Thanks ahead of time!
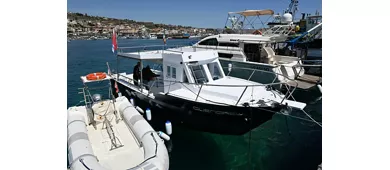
[118,44,188,50]
[235,86,248,106]
[193,45,243,52]
[116,73,288,88]
[113,65,298,90]
[112,65,299,106]
[117,44,192,55]
[195,84,203,101]
[139,77,290,106]
[114,64,299,89]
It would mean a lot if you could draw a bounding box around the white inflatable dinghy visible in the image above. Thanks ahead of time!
[67,96,169,170]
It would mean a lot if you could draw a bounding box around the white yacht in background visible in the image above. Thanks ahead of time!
[191,26,305,84]
[164,8,304,84]
[184,1,322,85]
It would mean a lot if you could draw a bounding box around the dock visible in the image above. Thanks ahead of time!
[287,74,321,90]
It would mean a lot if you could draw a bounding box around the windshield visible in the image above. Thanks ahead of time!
[207,62,223,80]
[189,65,209,84]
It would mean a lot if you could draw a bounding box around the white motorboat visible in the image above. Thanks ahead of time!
[191,32,305,84]
[109,45,306,135]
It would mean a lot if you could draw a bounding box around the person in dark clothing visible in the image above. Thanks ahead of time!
[133,62,141,85]
[142,65,158,81]
[142,65,158,90]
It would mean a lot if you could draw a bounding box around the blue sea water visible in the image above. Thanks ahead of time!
[67,39,322,170]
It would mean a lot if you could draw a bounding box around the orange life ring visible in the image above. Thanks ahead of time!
[86,72,107,80]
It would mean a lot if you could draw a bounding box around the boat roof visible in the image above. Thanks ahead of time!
[118,50,166,60]
[228,9,274,16]
[117,47,219,63]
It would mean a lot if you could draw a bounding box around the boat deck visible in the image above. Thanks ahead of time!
[71,100,144,170]
[116,73,306,109]
[287,74,321,89]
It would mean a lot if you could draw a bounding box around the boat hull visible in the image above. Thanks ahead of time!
[111,79,280,135]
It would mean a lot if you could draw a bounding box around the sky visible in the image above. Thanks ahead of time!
[67,0,321,28]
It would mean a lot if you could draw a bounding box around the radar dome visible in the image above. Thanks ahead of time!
[281,13,293,23]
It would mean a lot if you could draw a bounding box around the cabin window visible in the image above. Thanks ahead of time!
[183,70,188,83]
[207,62,223,80]
[218,52,233,59]
[199,38,218,46]
[218,43,239,47]
[172,67,176,78]
[189,65,208,84]
[167,66,171,78]
[244,44,261,62]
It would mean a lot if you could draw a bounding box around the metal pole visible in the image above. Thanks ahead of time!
[116,55,119,80]
[140,60,143,92]
[195,84,203,101]
[236,86,248,106]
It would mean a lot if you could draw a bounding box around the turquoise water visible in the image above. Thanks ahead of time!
[67,39,322,170]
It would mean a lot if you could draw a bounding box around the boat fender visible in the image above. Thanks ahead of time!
[165,121,172,135]
[130,98,135,106]
[146,108,152,121]
[228,63,233,72]
[317,84,322,93]
[158,131,170,141]
[136,106,144,114]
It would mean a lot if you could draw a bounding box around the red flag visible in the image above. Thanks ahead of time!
[115,81,119,93]
[112,29,118,53]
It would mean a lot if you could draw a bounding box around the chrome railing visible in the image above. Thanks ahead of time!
[223,66,298,103]
[192,44,244,53]
[110,65,299,107]
[117,44,192,54]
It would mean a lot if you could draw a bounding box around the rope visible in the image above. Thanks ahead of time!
[253,105,322,127]
[79,158,92,170]
[74,100,84,106]
[247,106,253,170]
[301,109,322,127]
[128,132,159,170]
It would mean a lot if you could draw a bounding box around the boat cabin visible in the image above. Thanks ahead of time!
[117,48,225,94]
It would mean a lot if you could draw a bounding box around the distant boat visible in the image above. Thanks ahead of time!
[171,33,190,39]
[189,35,202,39]
[150,34,158,40]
